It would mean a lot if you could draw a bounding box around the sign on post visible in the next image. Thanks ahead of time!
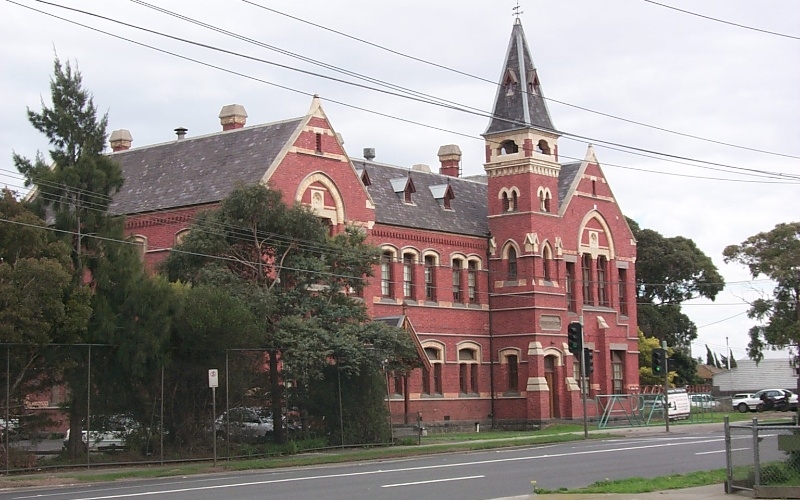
[208,369,219,388]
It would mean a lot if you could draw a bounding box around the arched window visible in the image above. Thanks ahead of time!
[381,251,394,298]
[403,253,415,299]
[422,346,443,395]
[424,255,437,301]
[499,140,519,155]
[511,190,518,212]
[502,191,510,212]
[458,347,479,395]
[536,139,551,155]
[508,247,518,281]
[597,256,609,306]
[452,258,464,303]
[582,254,593,305]
[542,246,553,282]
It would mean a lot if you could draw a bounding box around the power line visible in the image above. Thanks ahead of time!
[18,0,800,183]
[240,0,800,160]
[642,0,800,41]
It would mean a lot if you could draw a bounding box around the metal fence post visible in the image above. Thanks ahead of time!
[752,418,760,488]
[724,416,732,491]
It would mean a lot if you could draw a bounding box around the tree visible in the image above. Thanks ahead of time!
[0,190,91,432]
[12,58,125,457]
[638,331,676,387]
[163,184,419,444]
[723,222,800,362]
[629,218,723,386]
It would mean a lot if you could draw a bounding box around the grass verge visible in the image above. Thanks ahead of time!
[534,469,728,494]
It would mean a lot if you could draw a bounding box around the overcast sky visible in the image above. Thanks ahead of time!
[2,0,798,362]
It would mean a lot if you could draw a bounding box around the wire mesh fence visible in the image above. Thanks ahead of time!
[726,417,800,498]
[0,344,394,474]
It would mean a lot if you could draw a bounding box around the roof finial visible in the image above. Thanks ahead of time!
[512,1,523,20]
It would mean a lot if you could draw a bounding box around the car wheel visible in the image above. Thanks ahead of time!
[737,402,749,413]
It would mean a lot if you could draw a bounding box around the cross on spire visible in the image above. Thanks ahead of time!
[513,1,524,19]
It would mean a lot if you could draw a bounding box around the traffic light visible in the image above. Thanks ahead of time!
[567,322,583,355]
[584,348,594,375]
[652,348,666,375]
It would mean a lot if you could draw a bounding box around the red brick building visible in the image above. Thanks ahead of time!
[108,19,638,426]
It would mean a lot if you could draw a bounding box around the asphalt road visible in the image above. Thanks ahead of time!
[0,427,762,500]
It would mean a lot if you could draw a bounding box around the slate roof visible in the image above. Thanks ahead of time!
[557,161,582,210]
[353,160,489,238]
[484,19,556,136]
[108,118,304,215]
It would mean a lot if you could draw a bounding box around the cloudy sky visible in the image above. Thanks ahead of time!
[2,0,798,362]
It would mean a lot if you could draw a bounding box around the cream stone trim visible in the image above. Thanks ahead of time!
[501,240,520,259]
[421,249,441,266]
[527,341,544,356]
[400,247,421,263]
[542,347,563,367]
[555,237,564,257]
[295,172,345,226]
[498,348,522,364]
[488,237,497,256]
[421,340,445,362]
[524,232,539,253]
[526,377,549,392]
[566,377,580,391]
[379,245,399,260]
[578,211,616,259]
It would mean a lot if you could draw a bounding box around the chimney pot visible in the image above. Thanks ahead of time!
[363,148,376,161]
[175,127,188,140]
[219,104,248,131]
[437,144,462,177]
[109,129,133,152]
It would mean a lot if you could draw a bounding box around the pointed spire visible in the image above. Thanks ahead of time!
[484,19,555,136]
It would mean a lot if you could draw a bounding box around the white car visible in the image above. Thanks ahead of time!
[690,394,718,409]
[215,407,273,439]
[734,389,799,413]
[63,428,127,450]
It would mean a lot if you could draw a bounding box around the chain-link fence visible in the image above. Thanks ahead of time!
[726,416,800,498]
[0,344,394,474]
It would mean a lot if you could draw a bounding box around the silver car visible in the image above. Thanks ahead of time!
[215,407,273,439]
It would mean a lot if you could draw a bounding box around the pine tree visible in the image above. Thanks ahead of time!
[13,57,126,457]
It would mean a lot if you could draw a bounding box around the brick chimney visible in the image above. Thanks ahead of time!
[219,104,247,131]
[109,129,132,152]
[437,144,461,177]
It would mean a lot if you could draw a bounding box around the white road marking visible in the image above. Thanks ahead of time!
[696,447,749,455]
[381,475,484,488]
[18,436,726,500]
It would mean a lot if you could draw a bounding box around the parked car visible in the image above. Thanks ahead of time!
[734,389,798,413]
[215,407,273,439]
[62,413,138,451]
[731,393,755,413]
[690,394,718,409]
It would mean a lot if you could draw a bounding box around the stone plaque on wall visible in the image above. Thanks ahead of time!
[540,315,562,331]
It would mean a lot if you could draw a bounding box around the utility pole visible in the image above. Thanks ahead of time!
[662,341,669,433]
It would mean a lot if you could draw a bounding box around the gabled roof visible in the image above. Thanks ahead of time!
[354,160,488,238]
[484,19,556,136]
[108,117,304,215]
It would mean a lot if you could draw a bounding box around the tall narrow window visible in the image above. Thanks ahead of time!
[511,191,518,212]
[315,132,322,153]
[459,348,478,394]
[433,364,442,394]
[566,262,576,312]
[452,259,463,303]
[618,268,629,316]
[421,366,431,395]
[467,261,478,304]
[507,354,519,392]
[581,254,593,305]
[403,253,414,299]
[381,251,393,298]
[543,246,552,282]
[597,256,609,307]
[508,247,518,281]
[502,192,510,212]
[424,255,436,301]
[393,374,404,396]
[425,346,443,395]
[611,351,624,394]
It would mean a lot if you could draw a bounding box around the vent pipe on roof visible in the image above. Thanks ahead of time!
[363,148,375,161]
[174,127,188,140]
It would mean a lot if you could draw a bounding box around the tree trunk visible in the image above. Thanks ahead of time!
[269,350,284,444]
[66,399,86,459]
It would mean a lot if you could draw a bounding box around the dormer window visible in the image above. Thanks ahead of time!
[356,167,371,186]
[503,69,519,96]
[429,184,455,210]
[390,176,416,204]
[499,140,518,155]
[527,69,541,95]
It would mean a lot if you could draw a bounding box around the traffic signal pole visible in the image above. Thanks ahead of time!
[662,341,669,433]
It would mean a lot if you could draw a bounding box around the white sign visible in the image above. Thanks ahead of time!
[208,369,219,388]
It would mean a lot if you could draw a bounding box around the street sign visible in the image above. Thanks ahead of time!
[208,369,219,388]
